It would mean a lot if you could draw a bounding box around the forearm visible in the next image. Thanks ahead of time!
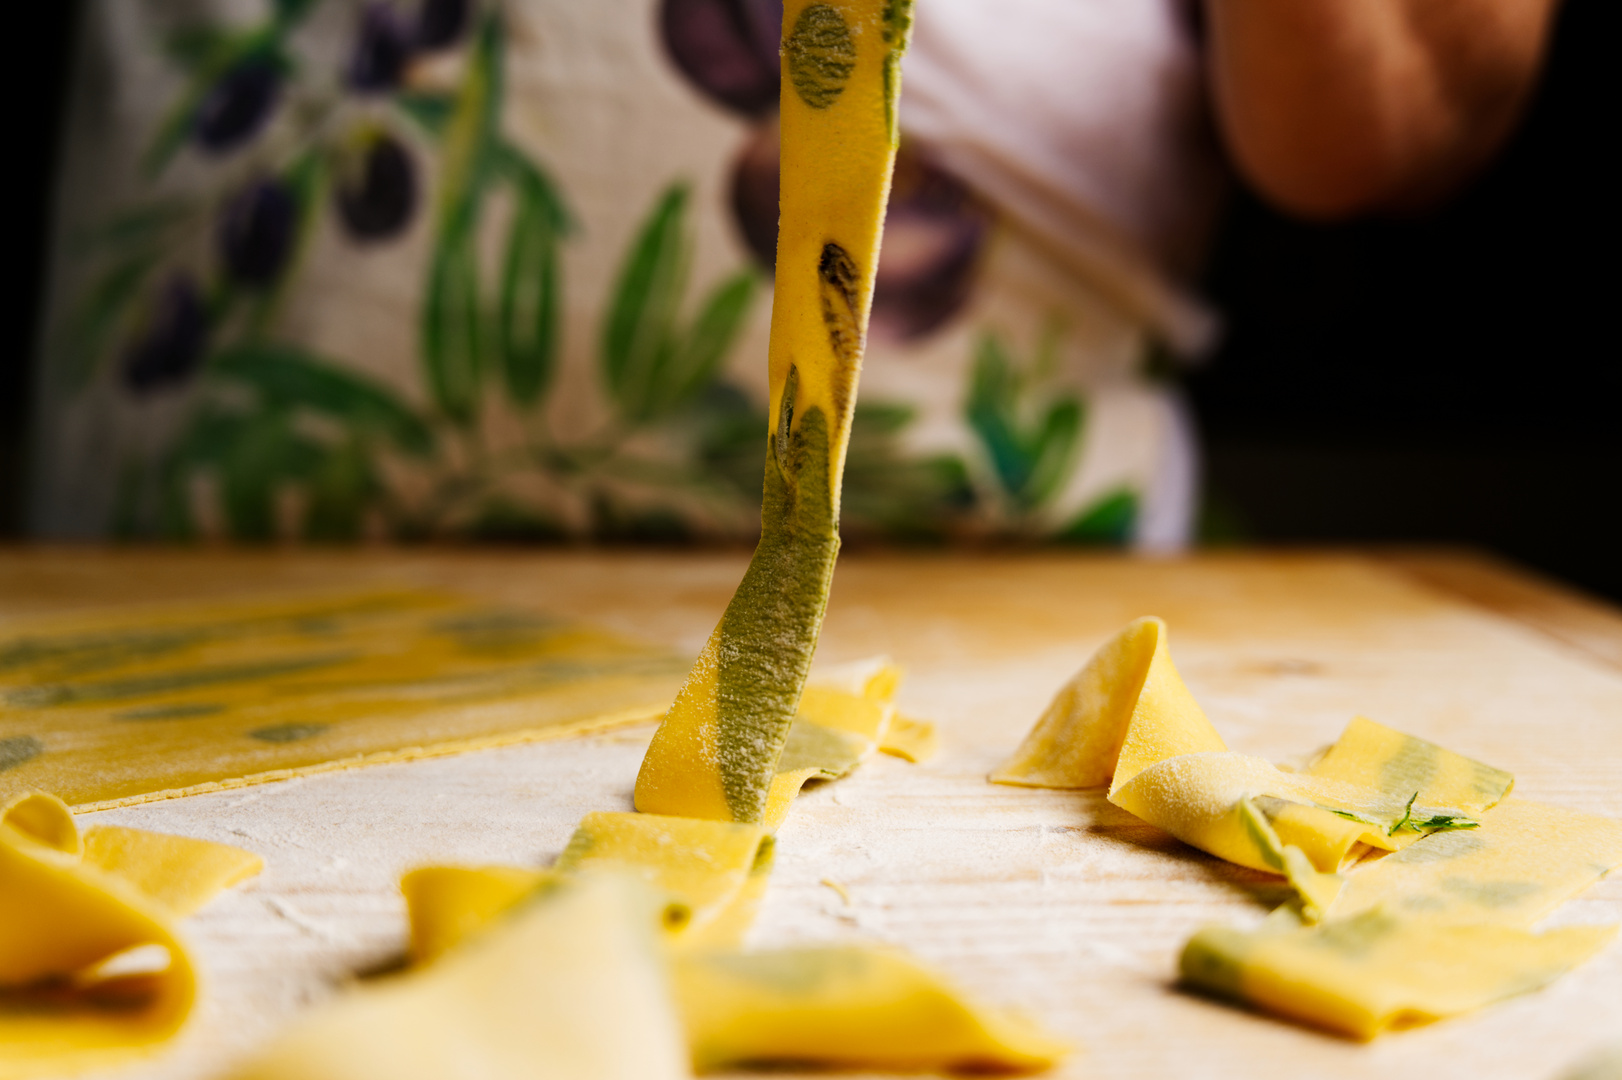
[1204,0,1559,218]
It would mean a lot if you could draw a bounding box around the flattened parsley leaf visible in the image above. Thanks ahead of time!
[1388,791,1480,835]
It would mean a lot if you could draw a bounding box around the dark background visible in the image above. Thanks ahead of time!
[5,1,1618,599]
[1189,0,1620,599]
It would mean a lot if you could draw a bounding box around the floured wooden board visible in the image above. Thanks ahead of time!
[0,550,1619,1079]
[0,588,686,810]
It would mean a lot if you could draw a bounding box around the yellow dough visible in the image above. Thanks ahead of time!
[877,714,939,763]
[0,791,261,1079]
[1182,798,1622,1039]
[405,659,930,961]
[674,946,1069,1073]
[557,812,774,949]
[204,6,1067,1071]
[380,648,1065,1074]
[995,616,1622,1038]
[0,589,687,811]
[401,864,549,965]
[400,813,771,961]
[635,0,914,825]
[230,874,690,1080]
[394,870,1066,1075]
[993,617,1510,917]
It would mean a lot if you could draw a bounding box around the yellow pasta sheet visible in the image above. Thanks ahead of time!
[1182,797,1622,1039]
[241,871,1064,1080]
[0,792,261,1079]
[249,658,1058,1077]
[634,0,913,827]
[0,588,687,810]
[229,874,690,1080]
[674,946,1067,1073]
[994,617,1513,913]
[408,660,925,961]
[995,616,1622,1038]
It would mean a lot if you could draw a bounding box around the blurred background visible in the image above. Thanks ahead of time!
[4,0,1618,598]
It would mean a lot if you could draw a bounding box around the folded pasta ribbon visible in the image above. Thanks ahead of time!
[230,874,690,1080]
[397,871,1066,1076]
[0,791,262,1079]
[995,616,1622,1038]
[993,617,1512,915]
[674,946,1068,1074]
[408,658,928,960]
[634,0,916,826]
[356,658,1058,1076]
[1182,798,1622,1039]
[404,812,773,959]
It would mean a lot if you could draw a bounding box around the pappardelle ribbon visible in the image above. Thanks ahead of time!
[993,616,1622,1039]
[231,660,1063,1078]
[0,791,262,1079]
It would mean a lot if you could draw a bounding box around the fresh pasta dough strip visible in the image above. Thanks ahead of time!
[405,661,922,962]
[230,874,690,1080]
[992,617,1508,916]
[996,615,1621,1038]
[673,945,1069,1073]
[0,792,261,1079]
[392,873,1065,1075]
[1181,798,1622,1039]
[635,0,913,825]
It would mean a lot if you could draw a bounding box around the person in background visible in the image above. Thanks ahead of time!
[30,0,1557,549]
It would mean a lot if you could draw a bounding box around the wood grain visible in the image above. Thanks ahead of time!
[2,549,1618,1079]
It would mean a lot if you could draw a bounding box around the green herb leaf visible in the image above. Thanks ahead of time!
[164,24,238,71]
[497,177,562,407]
[271,0,320,30]
[217,411,323,540]
[395,92,458,139]
[842,401,974,539]
[660,269,756,413]
[965,333,1024,493]
[422,220,484,426]
[1057,488,1138,545]
[1023,398,1083,508]
[434,15,503,236]
[1413,814,1480,831]
[491,141,572,234]
[419,15,504,424]
[601,183,690,421]
[303,438,382,541]
[1388,791,1421,835]
[209,343,435,457]
[964,332,1085,512]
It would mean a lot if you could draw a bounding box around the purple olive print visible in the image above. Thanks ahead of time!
[660,0,783,116]
[123,275,209,393]
[415,0,471,50]
[729,114,781,269]
[194,58,280,153]
[870,144,991,342]
[732,122,990,342]
[219,178,298,287]
[349,3,412,92]
[336,133,418,240]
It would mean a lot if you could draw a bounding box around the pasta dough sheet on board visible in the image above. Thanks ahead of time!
[995,615,1622,1039]
[0,588,688,810]
[243,652,1059,1078]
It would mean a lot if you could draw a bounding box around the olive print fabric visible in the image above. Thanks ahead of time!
[34,0,1210,548]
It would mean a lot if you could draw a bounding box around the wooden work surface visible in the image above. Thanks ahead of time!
[3,548,1621,1080]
